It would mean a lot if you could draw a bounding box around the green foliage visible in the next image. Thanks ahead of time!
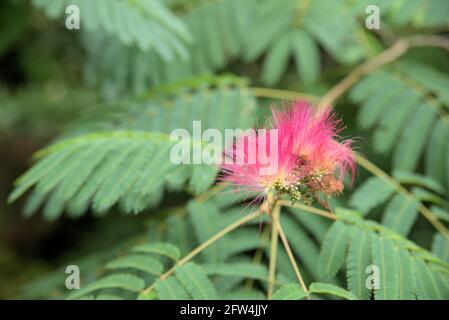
[309,282,358,300]
[68,273,145,300]
[333,209,449,300]
[272,283,307,300]
[432,234,449,263]
[74,0,372,98]
[346,227,372,299]
[318,221,350,279]
[350,63,448,176]
[381,194,418,236]
[154,277,189,300]
[246,0,372,87]
[174,263,219,300]
[4,0,449,302]
[9,76,256,218]
[133,242,181,261]
[371,236,399,299]
[349,177,395,214]
[81,0,255,98]
[355,0,449,27]
[272,282,357,300]
[106,255,163,275]
[9,131,207,217]
[33,0,191,58]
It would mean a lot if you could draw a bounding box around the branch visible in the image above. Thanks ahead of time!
[141,208,260,295]
[318,35,449,108]
[277,218,308,293]
[408,35,449,52]
[267,203,280,299]
[251,87,319,102]
[318,39,409,108]
[356,154,449,240]
[196,182,227,203]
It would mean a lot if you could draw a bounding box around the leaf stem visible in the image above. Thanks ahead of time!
[245,227,270,291]
[356,154,449,240]
[318,39,409,108]
[318,35,449,108]
[277,218,308,293]
[277,199,337,220]
[196,182,227,203]
[251,87,318,102]
[267,203,280,299]
[141,208,260,295]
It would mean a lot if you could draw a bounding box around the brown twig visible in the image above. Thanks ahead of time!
[267,203,280,299]
[318,35,449,108]
[277,199,337,220]
[318,39,409,108]
[277,219,308,293]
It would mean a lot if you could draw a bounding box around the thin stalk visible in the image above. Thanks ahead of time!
[141,208,260,295]
[267,203,281,299]
[196,182,227,203]
[318,39,409,108]
[318,35,449,108]
[356,154,449,240]
[277,219,308,293]
[277,199,337,220]
[251,87,318,102]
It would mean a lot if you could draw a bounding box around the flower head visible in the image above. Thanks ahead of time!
[220,100,355,205]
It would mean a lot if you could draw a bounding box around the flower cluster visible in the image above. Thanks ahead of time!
[220,100,355,205]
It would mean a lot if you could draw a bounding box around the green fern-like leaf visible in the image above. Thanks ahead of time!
[272,283,308,300]
[32,0,191,58]
[381,194,418,236]
[396,249,416,300]
[349,177,395,214]
[133,242,181,261]
[221,289,265,300]
[425,119,449,188]
[188,200,226,263]
[245,0,363,85]
[67,273,145,300]
[371,236,399,300]
[288,207,331,244]
[318,221,350,279]
[346,227,372,299]
[154,277,190,300]
[355,0,449,29]
[281,215,321,280]
[393,103,437,171]
[414,259,444,300]
[9,131,183,217]
[337,208,449,300]
[393,171,445,195]
[431,233,449,263]
[175,262,219,300]
[350,63,449,176]
[202,263,269,282]
[309,282,358,300]
[106,255,164,276]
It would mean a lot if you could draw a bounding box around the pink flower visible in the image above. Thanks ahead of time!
[220,100,355,205]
